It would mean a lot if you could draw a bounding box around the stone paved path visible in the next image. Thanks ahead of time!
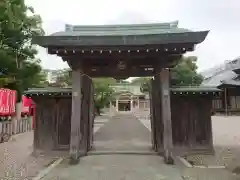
[92,113,152,153]
[93,115,110,133]
[41,113,238,180]
[42,113,183,180]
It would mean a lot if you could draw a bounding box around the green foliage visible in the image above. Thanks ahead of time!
[171,56,203,86]
[132,56,203,93]
[93,78,115,113]
[0,0,45,101]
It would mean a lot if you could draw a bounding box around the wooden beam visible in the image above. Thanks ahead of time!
[47,43,194,55]
[69,70,82,164]
[81,65,161,77]
[58,51,184,59]
[63,54,181,64]
[85,70,156,77]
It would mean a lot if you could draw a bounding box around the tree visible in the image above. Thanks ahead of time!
[0,0,45,101]
[93,78,115,115]
[171,56,203,86]
[132,56,203,93]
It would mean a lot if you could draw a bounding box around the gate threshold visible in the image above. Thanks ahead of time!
[87,150,159,156]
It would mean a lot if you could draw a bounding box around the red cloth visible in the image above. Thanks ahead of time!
[0,89,33,116]
[22,95,32,114]
[0,88,16,116]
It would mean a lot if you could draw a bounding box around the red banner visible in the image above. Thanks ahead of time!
[21,95,32,115]
[0,89,33,116]
[0,88,16,116]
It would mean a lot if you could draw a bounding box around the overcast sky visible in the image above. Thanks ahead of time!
[25,0,240,72]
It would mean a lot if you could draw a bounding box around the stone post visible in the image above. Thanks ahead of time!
[116,99,119,112]
[130,100,133,111]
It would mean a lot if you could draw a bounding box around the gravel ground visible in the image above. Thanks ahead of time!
[0,131,60,180]
[133,110,240,172]
[0,114,113,180]
[186,116,240,172]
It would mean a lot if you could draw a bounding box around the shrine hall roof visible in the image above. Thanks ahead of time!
[171,86,221,92]
[32,21,209,47]
[218,79,240,88]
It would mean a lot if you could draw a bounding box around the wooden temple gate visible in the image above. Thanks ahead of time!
[29,21,211,164]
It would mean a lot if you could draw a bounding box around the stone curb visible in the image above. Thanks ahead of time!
[178,157,226,169]
[178,156,193,168]
[32,157,63,180]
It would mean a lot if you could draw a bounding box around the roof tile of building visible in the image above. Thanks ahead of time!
[51,21,192,36]
[33,21,209,47]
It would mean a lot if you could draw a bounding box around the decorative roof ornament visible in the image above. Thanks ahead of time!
[117,61,126,70]
[65,24,74,31]
[169,21,179,28]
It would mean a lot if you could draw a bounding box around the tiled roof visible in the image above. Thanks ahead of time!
[171,86,221,92]
[32,21,209,47]
[50,21,191,36]
[201,70,237,87]
[218,79,240,87]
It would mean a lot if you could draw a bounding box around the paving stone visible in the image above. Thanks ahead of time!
[42,113,237,180]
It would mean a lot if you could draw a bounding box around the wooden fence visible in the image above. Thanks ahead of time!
[0,117,33,135]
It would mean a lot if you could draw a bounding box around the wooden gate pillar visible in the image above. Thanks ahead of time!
[149,79,157,151]
[86,77,95,151]
[80,75,91,156]
[152,77,163,153]
[69,69,83,164]
[158,68,174,164]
